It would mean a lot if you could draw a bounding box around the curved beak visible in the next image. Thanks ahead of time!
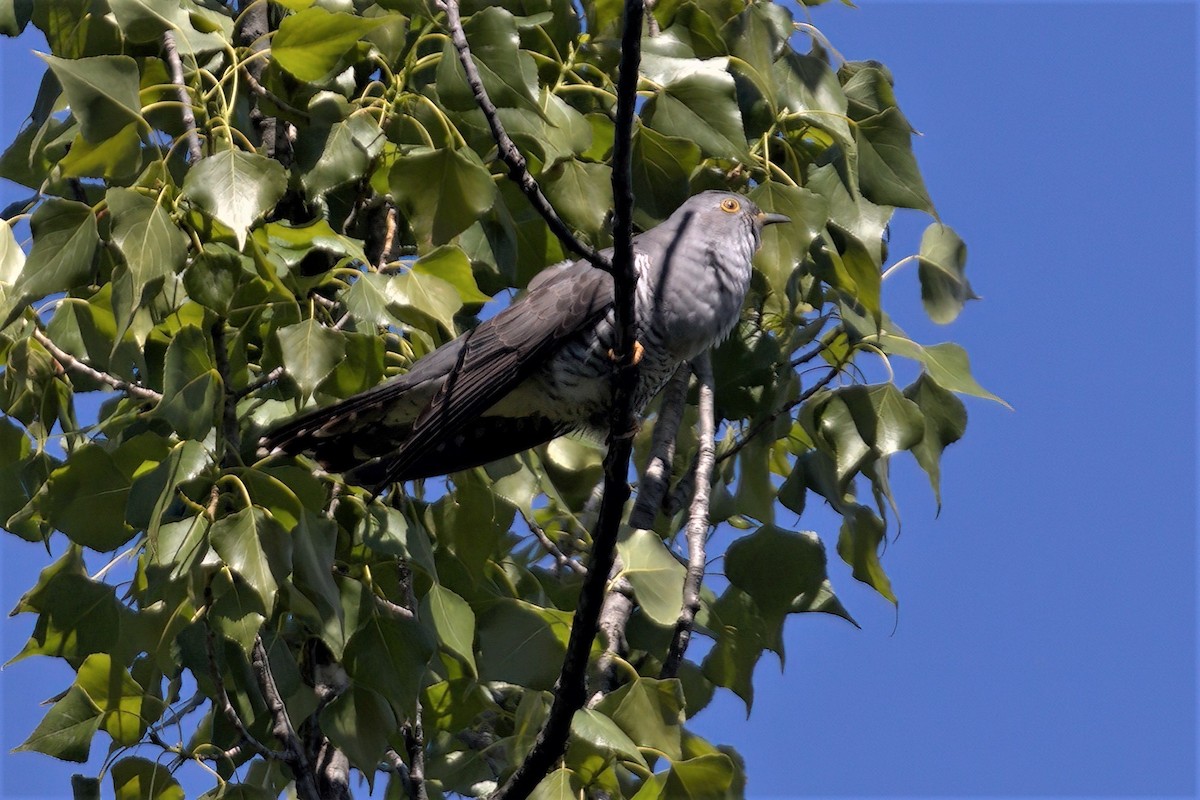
[757,211,791,227]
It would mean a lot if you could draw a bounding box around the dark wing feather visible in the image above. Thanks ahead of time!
[367,262,613,487]
[259,261,612,485]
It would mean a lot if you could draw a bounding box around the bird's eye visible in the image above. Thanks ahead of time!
[720,197,740,213]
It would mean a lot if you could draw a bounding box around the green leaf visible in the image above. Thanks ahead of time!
[208,567,266,652]
[700,587,773,711]
[806,162,892,267]
[0,217,25,283]
[476,598,572,690]
[748,181,829,300]
[542,158,612,241]
[322,686,398,781]
[877,335,1008,406]
[107,188,188,302]
[529,768,582,800]
[107,0,232,55]
[917,223,976,324]
[360,503,437,578]
[342,605,435,719]
[14,684,101,762]
[808,392,871,483]
[435,6,541,115]
[209,507,292,614]
[4,198,98,327]
[635,754,736,800]
[182,149,287,248]
[592,677,685,761]
[0,0,32,36]
[837,504,895,603]
[855,107,935,214]
[773,52,855,164]
[43,444,137,550]
[385,271,464,336]
[838,383,926,457]
[110,756,183,800]
[643,57,750,160]
[631,126,702,227]
[421,584,477,675]
[75,653,164,746]
[617,529,686,627]
[183,243,252,315]
[903,373,967,507]
[40,53,141,143]
[570,708,648,768]
[126,439,210,531]
[411,244,492,304]
[272,7,384,82]
[59,122,142,181]
[298,117,374,199]
[11,555,124,663]
[725,525,828,616]
[390,147,498,246]
[153,325,220,440]
[276,317,346,399]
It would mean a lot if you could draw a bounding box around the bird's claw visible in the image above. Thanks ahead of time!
[607,340,644,366]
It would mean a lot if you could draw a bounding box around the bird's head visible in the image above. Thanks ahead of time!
[663,190,791,258]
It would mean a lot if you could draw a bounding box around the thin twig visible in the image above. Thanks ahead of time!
[521,508,587,576]
[660,353,714,678]
[233,366,285,400]
[628,365,690,529]
[438,0,612,272]
[589,575,634,705]
[212,319,241,464]
[488,4,644,799]
[162,31,203,162]
[251,636,322,800]
[202,595,279,760]
[32,329,162,402]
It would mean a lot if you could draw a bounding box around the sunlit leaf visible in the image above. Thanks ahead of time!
[182,149,287,248]
[40,53,141,143]
[272,7,384,83]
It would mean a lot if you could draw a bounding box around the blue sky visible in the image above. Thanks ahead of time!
[0,2,1196,799]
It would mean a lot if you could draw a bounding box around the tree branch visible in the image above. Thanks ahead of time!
[660,352,715,678]
[628,365,690,529]
[488,3,644,798]
[251,636,321,800]
[32,328,162,402]
[438,0,612,272]
[162,31,202,162]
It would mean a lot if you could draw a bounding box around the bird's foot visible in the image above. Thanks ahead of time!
[607,340,644,366]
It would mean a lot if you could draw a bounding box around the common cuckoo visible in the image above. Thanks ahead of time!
[260,191,788,489]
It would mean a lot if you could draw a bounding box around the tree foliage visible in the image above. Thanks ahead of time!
[0,0,998,798]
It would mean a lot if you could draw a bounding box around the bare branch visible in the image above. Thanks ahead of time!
[162,31,203,162]
[589,574,635,705]
[405,716,429,800]
[489,3,645,798]
[438,0,612,272]
[520,508,587,576]
[251,636,322,800]
[32,328,162,402]
[660,352,715,678]
[629,365,690,529]
[233,366,285,400]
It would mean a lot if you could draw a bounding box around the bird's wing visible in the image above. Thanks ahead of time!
[260,260,613,483]
[367,261,614,487]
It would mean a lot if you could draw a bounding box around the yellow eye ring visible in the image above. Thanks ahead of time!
[720,197,740,213]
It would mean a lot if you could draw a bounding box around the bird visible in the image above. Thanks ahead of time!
[259,190,790,491]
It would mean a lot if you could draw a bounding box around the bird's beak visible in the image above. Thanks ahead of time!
[757,211,791,227]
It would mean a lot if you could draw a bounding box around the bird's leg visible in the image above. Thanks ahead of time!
[606,339,644,365]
